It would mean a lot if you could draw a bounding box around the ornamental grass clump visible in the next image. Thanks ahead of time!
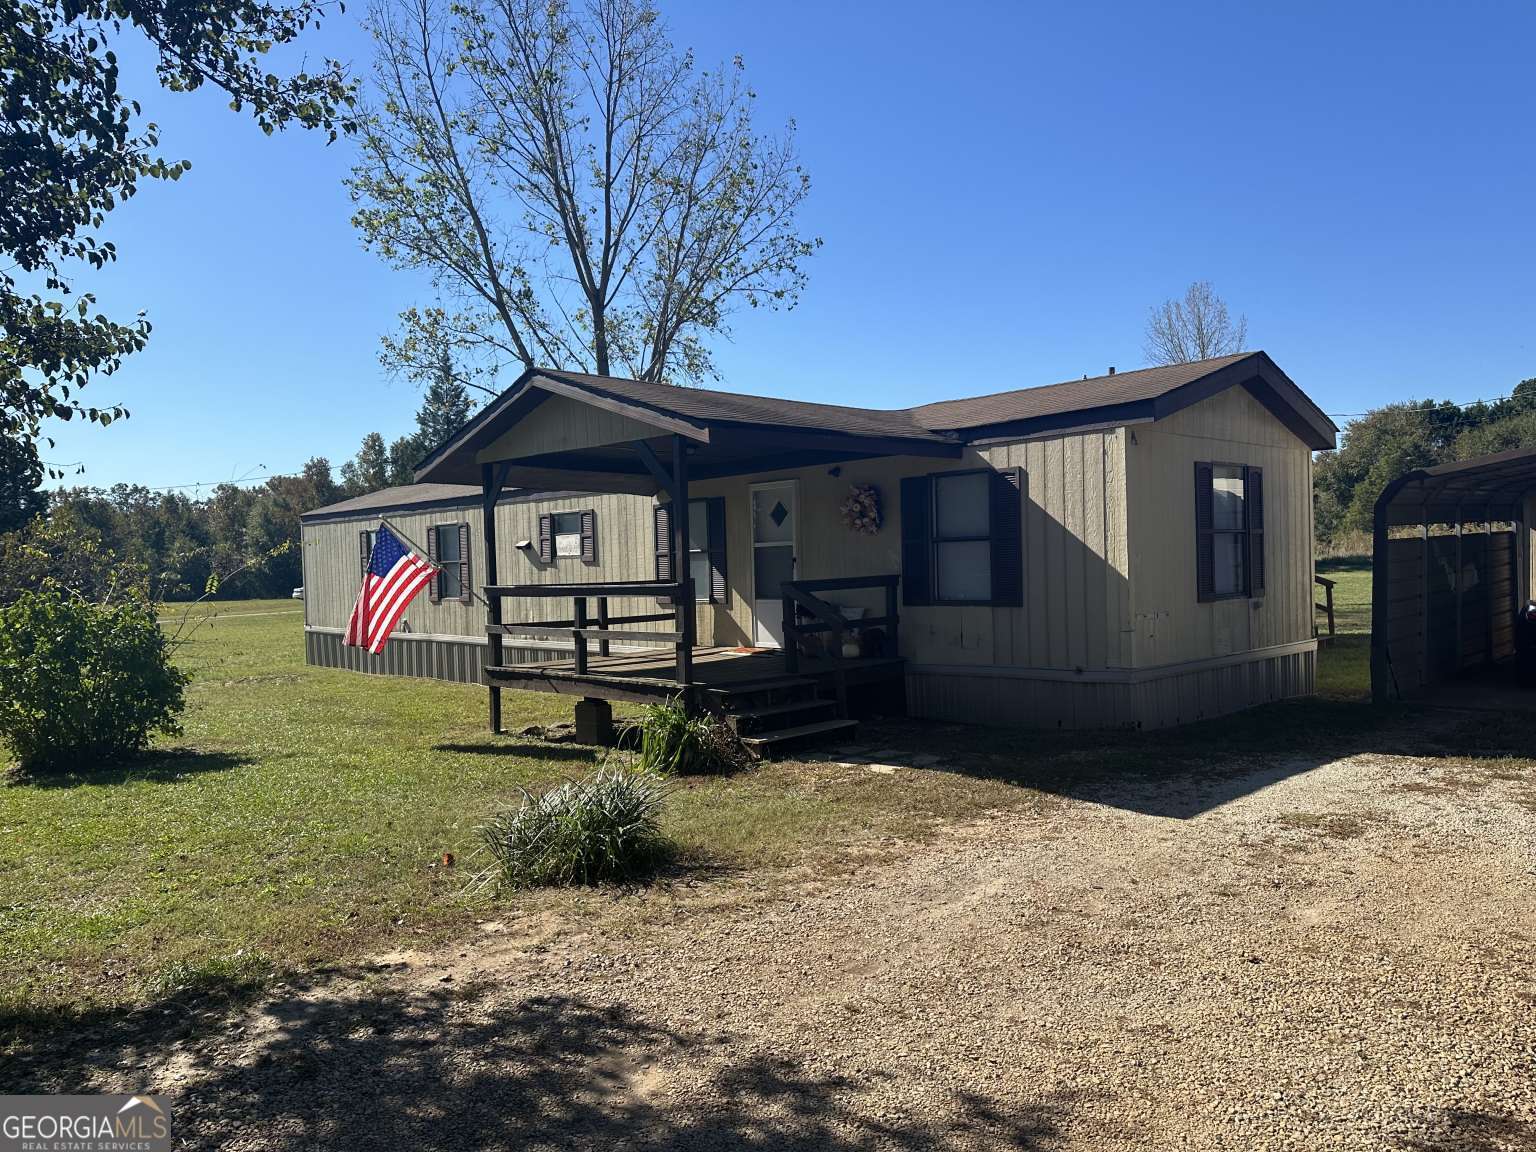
[637,697,747,776]
[476,765,673,890]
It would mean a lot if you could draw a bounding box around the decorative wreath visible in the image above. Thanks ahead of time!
[839,483,882,535]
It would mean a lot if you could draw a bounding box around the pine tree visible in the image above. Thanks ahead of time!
[415,352,474,450]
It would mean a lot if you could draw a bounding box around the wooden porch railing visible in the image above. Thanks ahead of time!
[485,579,691,683]
[782,575,900,715]
[1314,574,1336,638]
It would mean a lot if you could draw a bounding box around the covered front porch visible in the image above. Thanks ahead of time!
[414,368,960,743]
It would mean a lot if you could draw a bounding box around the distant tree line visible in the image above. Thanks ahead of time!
[0,360,480,601]
[1316,375,1536,545]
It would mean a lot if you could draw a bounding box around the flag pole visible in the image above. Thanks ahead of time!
[378,514,491,607]
[378,515,439,565]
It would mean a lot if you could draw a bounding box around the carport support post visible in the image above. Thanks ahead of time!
[1454,507,1464,675]
[1370,496,1392,703]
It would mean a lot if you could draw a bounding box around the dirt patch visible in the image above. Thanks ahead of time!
[15,739,1536,1151]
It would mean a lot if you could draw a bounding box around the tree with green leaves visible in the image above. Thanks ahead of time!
[0,437,47,534]
[340,432,391,496]
[2,0,355,463]
[349,0,818,389]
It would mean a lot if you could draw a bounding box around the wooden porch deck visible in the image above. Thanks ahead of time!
[486,645,905,708]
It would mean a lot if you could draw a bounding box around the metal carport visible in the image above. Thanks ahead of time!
[1371,447,1536,702]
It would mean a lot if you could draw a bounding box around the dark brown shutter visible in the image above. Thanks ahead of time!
[653,503,673,580]
[1247,466,1265,597]
[537,513,554,564]
[706,497,728,604]
[900,475,933,606]
[989,467,1024,607]
[457,522,472,605]
[1195,461,1215,602]
[653,502,674,605]
[359,530,371,578]
[426,524,441,603]
[580,508,596,563]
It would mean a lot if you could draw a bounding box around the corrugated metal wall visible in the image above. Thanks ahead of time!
[1377,529,1516,696]
[305,628,589,684]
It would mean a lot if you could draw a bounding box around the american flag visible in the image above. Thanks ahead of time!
[343,523,438,654]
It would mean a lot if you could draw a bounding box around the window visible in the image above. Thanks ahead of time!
[358,529,377,577]
[900,468,1024,607]
[653,498,727,604]
[536,509,596,563]
[1195,462,1265,601]
[934,471,992,602]
[427,522,472,604]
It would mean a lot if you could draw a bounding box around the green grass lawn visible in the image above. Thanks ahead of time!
[3,580,1384,1024]
[1,601,1044,1019]
[1315,558,1371,701]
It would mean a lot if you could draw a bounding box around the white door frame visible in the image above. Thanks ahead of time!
[748,479,799,648]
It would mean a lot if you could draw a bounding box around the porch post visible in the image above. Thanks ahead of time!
[482,462,503,734]
[671,433,695,695]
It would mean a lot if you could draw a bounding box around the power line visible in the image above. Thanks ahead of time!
[1325,390,1528,421]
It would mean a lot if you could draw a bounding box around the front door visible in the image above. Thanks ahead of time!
[750,481,798,647]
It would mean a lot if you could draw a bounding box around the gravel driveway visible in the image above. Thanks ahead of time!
[21,724,1536,1151]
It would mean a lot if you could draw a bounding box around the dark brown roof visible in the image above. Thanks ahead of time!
[1374,445,1536,527]
[536,369,951,443]
[300,483,586,523]
[415,350,1336,487]
[908,354,1252,430]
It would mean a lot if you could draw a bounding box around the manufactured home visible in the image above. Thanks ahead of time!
[300,352,1336,749]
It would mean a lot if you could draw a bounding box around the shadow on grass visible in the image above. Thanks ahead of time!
[852,691,1456,820]
[8,978,1075,1151]
[5,748,252,790]
[434,740,603,763]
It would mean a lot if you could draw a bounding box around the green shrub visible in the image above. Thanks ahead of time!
[476,765,672,889]
[0,587,188,775]
[637,697,747,775]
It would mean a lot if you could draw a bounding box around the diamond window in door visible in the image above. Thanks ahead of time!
[752,491,793,542]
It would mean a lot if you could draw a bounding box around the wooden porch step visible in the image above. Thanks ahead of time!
[704,676,819,705]
[739,717,860,760]
[726,697,838,734]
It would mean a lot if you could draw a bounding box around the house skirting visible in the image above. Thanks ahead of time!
[905,640,1317,730]
[303,627,624,686]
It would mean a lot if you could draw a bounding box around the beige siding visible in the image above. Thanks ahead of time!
[475,394,662,462]
[1124,386,1315,668]
[689,430,1132,669]
[301,491,656,640]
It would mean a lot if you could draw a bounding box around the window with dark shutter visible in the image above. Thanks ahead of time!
[458,522,473,605]
[900,475,933,606]
[579,509,596,563]
[903,468,1024,607]
[426,522,441,603]
[359,529,377,578]
[537,513,554,564]
[1196,461,1262,601]
[680,497,728,604]
[431,523,464,601]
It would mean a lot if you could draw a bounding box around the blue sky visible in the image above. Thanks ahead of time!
[42,0,1536,491]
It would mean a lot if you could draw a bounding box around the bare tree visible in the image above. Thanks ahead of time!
[348,0,818,390]
[1143,281,1249,365]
